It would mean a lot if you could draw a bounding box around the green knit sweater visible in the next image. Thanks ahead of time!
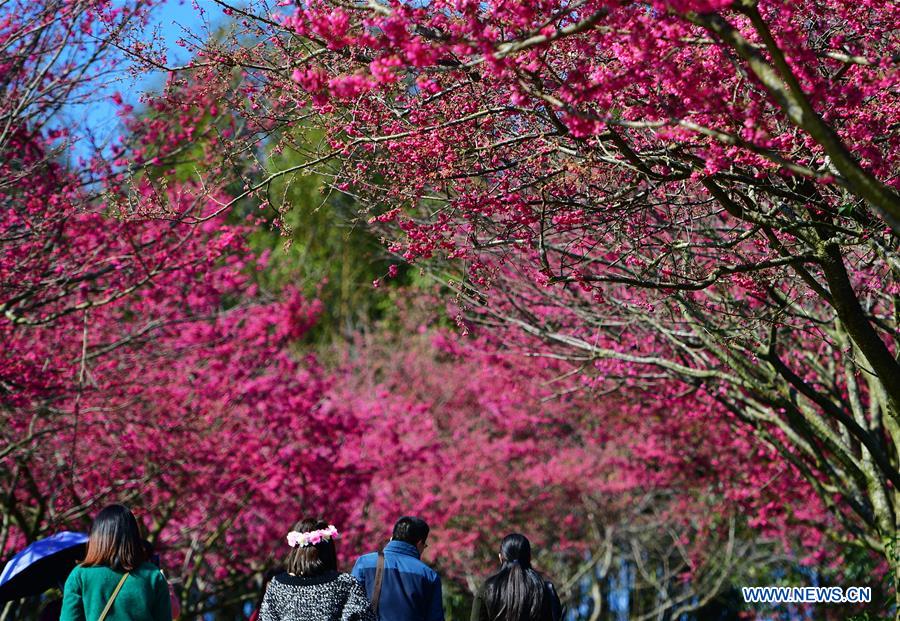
[60,562,172,621]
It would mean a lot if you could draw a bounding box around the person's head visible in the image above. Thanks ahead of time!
[284,518,338,576]
[81,504,146,571]
[391,516,430,552]
[483,534,545,621]
[498,533,532,568]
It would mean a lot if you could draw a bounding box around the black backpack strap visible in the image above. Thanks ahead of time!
[371,550,386,614]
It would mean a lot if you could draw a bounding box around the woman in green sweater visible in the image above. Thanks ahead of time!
[60,504,172,621]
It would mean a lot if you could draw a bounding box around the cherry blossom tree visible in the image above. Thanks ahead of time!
[169,0,900,603]
[4,0,897,616]
[0,2,378,614]
[330,293,848,618]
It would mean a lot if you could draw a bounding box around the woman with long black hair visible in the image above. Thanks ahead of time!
[60,504,172,621]
[470,534,563,621]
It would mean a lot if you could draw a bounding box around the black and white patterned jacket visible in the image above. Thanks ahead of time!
[260,571,377,621]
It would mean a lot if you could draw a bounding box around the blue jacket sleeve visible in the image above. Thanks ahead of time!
[426,575,445,621]
[350,558,366,589]
[59,568,86,621]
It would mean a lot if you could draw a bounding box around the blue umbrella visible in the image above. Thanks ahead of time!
[0,531,88,603]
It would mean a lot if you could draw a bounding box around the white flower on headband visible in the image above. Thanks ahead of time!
[287,525,341,548]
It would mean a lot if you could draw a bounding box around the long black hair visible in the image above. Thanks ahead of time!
[482,534,547,621]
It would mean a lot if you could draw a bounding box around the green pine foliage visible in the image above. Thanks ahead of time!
[245,144,404,344]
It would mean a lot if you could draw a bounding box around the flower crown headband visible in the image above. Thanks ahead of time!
[287,525,340,548]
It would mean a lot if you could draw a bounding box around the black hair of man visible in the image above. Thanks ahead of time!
[392,516,430,545]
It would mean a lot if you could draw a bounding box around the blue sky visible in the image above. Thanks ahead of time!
[70,0,223,159]
[151,0,243,70]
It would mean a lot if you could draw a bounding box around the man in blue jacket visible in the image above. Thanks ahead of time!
[351,516,444,621]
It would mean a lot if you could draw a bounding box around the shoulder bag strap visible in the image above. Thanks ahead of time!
[97,572,130,621]
[371,550,386,614]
